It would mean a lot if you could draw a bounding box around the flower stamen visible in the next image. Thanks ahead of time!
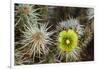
[66,39,70,45]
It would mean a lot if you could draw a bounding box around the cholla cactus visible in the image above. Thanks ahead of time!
[15,23,54,64]
[58,29,81,61]
[57,18,84,38]
[15,4,40,27]
[56,18,84,62]
[87,8,94,20]
[15,4,94,64]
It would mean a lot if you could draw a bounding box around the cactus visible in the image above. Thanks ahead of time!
[14,4,94,65]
